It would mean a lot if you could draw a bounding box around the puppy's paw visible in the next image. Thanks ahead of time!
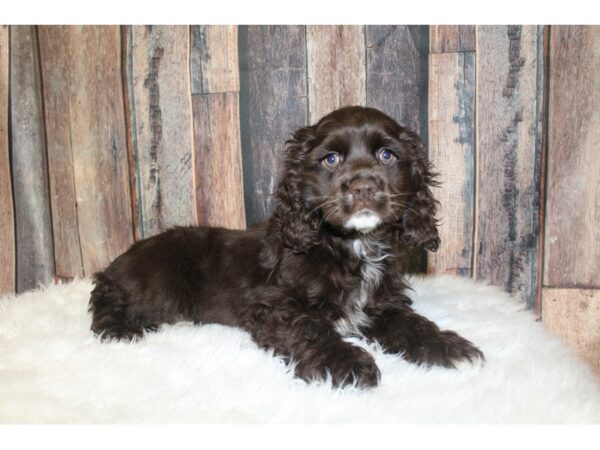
[296,345,381,388]
[409,330,484,369]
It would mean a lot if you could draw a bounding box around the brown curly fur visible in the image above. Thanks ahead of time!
[89,106,483,388]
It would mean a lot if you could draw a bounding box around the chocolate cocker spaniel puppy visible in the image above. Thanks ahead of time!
[89,106,483,388]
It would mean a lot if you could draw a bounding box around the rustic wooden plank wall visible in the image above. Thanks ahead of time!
[1,24,599,376]
[39,26,134,277]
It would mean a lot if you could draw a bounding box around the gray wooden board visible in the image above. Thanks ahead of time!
[238,25,308,225]
[474,26,544,308]
[126,25,197,238]
[10,26,55,291]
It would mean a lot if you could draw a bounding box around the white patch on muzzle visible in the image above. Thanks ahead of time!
[343,210,382,233]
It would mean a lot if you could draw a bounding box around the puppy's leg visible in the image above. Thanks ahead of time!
[89,273,157,341]
[363,305,484,368]
[241,293,380,388]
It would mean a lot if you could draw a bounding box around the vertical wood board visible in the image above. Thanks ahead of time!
[10,25,55,291]
[544,26,600,288]
[430,26,476,53]
[475,26,544,307]
[427,52,475,276]
[126,25,196,238]
[366,26,429,141]
[0,25,15,295]
[238,25,308,225]
[193,92,246,229]
[543,288,600,378]
[191,25,239,94]
[307,25,366,123]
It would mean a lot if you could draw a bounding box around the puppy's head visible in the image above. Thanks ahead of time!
[274,106,439,253]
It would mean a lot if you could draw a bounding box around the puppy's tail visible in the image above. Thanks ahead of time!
[89,272,140,341]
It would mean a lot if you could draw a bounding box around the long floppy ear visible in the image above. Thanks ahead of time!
[397,129,440,252]
[272,125,320,253]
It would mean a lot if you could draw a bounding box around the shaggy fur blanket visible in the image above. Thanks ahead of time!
[1,275,599,423]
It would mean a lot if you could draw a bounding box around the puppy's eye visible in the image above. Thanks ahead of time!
[321,153,341,169]
[377,148,397,165]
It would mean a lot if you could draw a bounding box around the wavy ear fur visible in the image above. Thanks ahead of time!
[398,129,440,252]
[272,126,321,253]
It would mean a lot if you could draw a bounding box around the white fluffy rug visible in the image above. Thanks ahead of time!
[1,275,600,423]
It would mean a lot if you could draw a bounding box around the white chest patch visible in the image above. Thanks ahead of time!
[343,210,382,233]
[334,239,390,337]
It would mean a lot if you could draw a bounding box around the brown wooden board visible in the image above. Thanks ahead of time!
[543,288,600,378]
[0,25,15,295]
[39,26,133,276]
[306,26,366,122]
[366,25,429,272]
[544,26,600,288]
[193,93,246,229]
[238,26,308,225]
[427,52,475,277]
[126,26,196,238]
[430,26,476,53]
[10,26,55,292]
[191,25,239,95]
[474,26,545,308]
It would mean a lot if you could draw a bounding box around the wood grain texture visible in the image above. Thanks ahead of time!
[191,25,239,94]
[366,26,429,140]
[39,26,133,276]
[126,25,196,238]
[543,288,600,378]
[10,26,55,292]
[366,25,429,272]
[430,26,476,53]
[474,26,544,308]
[307,25,366,122]
[238,25,308,225]
[544,26,600,288]
[427,52,475,276]
[0,25,15,295]
[193,92,245,229]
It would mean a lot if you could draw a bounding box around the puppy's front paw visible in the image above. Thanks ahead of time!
[296,345,381,388]
[408,330,484,369]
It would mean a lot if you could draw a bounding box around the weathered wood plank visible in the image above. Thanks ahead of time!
[238,25,308,225]
[366,26,429,141]
[474,26,544,308]
[544,26,600,288]
[427,52,475,277]
[190,25,239,95]
[10,26,55,292]
[307,25,366,122]
[0,25,15,296]
[192,93,246,229]
[38,27,82,277]
[39,26,133,276]
[366,25,429,272]
[430,26,476,53]
[543,288,600,378]
[126,25,196,238]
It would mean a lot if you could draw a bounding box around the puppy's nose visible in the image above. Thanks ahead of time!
[350,178,377,201]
